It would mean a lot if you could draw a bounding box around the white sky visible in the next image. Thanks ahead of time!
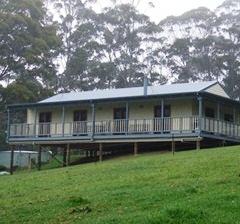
[95,0,225,23]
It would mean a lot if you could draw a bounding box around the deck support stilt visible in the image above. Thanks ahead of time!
[28,153,32,170]
[99,143,103,162]
[196,139,201,150]
[66,144,70,166]
[171,140,175,155]
[134,142,138,156]
[10,145,15,175]
[222,140,226,147]
[63,145,67,167]
[37,145,42,171]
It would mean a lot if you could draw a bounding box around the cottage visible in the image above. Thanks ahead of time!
[7,81,240,172]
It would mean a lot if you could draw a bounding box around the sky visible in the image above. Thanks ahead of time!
[95,0,225,23]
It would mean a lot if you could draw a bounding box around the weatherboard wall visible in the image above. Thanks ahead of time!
[26,99,194,122]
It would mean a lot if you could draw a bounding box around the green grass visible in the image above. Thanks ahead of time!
[0,146,240,224]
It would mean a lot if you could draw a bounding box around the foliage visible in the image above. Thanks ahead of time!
[0,0,60,86]
[160,0,240,98]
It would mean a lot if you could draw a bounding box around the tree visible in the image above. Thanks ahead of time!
[161,1,240,100]
[49,0,97,91]
[61,3,165,91]
[0,0,60,88]
[99,4,164,88]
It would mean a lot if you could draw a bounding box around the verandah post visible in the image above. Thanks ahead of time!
[34,107,37,137]
[198,96,203,135]
[161,99,164,133]
[91,103,95,140]
[125,102,129,134]
[7,108,10,142]
[233,107,236,136]
[217,102,220,134]
[62,106,65,137]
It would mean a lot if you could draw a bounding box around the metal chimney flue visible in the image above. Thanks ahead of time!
[143,76,148,96]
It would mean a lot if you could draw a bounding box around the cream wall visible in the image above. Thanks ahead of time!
[129,101,156,120]
[170,100,194,117]
[27,99,196,124]
[95,102,126,121]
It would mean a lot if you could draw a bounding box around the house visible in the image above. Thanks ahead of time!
[7,80,240,172]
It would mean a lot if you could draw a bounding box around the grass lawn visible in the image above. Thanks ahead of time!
[0,146,240,224]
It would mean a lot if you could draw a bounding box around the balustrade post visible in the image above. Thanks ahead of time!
[180,117,183,133]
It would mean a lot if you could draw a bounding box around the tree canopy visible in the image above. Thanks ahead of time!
[0,0,240,147]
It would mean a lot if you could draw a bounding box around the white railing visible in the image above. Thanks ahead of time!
[9,116,201,138]
[202,117,240,138]
[9,116,240,140]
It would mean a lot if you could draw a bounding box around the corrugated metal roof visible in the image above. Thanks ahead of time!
[39,81,218,104]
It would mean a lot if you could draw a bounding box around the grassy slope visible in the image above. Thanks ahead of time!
[0,146,240,224]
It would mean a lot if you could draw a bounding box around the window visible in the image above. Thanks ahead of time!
[224,114,233,122]
[113,108,126,120]
[39,112,52,123]
[154,105,171,118]
[73,110,88,135]
[205,108,215,118]
[73,110,87,121]
[38,112,52,136]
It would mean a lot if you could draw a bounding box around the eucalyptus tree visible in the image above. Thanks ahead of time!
[214,0,240,99]
[62,3,165,90]
[160,0,240,100]
[49,0,97,90]
[0,0,60,87]
[99,4,164,88]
